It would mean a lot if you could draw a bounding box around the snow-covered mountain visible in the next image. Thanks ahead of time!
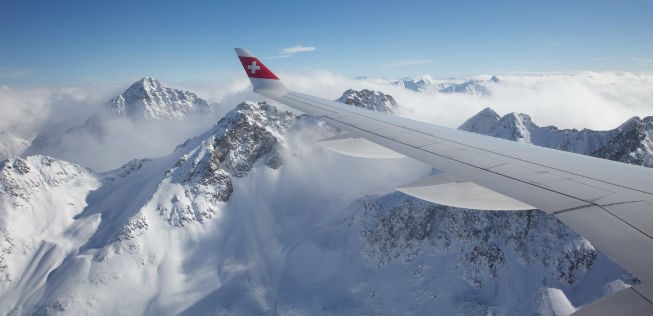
[395,75,499,95]
[0,101,293,314]
[336,89,397,112]
[1,89,648,315]
[459,107,653,167]
[109,76,213,120]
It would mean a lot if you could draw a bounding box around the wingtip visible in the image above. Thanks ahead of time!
[234,47,288,98]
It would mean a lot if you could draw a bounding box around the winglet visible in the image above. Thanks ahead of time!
[235,48,288,98]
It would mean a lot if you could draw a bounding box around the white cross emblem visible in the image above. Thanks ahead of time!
[247,61,261,74]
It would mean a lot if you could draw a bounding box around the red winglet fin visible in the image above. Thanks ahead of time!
[235,48,287,98]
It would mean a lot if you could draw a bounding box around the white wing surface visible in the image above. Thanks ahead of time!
[234,48,653,315]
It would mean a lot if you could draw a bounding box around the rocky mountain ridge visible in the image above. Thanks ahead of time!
[459,107,653,167]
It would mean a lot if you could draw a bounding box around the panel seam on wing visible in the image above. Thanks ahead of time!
[287,92,652,196]
[321,115,595,212]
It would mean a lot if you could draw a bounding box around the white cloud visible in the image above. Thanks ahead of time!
[280,45,317,54]
[266,54,292,59]
[43,113,222,171]
[0,85,120,159]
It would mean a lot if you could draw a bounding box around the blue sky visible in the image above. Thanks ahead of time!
[1,0,651,85]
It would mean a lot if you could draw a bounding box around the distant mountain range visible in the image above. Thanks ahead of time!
[1,81,650,315]
[394,75,500,95]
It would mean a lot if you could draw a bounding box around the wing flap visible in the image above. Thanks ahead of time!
[572,287,653,316]
[396,173,535,210]
[318,134,405,158]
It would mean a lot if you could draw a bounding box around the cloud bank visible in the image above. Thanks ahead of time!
[280,45,317,54]
[0,85,120,159]
[1,71,650,172]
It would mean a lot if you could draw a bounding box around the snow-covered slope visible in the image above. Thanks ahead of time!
[459,107,653,166]
[1,91,647,315]
[0,101,296,314]
[0,156,101,311]
[336,89,397,112]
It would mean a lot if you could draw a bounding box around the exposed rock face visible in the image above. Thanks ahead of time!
[459,107,653,166]
[212,102,294,176]
[109,76,213,120]
[147,101,293,227]
[356,194,601,289]
[336,89,397,113]
[590,116,653,166]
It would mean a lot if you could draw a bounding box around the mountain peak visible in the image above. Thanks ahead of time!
[336,89,397,113]
[134,76,162,91]
[478,107,500,118]
[108,77,212,120]
[123,76,163,96]
[458,107,501,135]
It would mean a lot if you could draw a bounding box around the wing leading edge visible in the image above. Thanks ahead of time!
[234,48,653,315]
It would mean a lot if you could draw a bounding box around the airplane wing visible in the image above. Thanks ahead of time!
[234,48,653,315]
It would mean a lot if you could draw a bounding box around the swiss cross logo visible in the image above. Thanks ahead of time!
[247,61,261,74]
[238,57,279,80]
